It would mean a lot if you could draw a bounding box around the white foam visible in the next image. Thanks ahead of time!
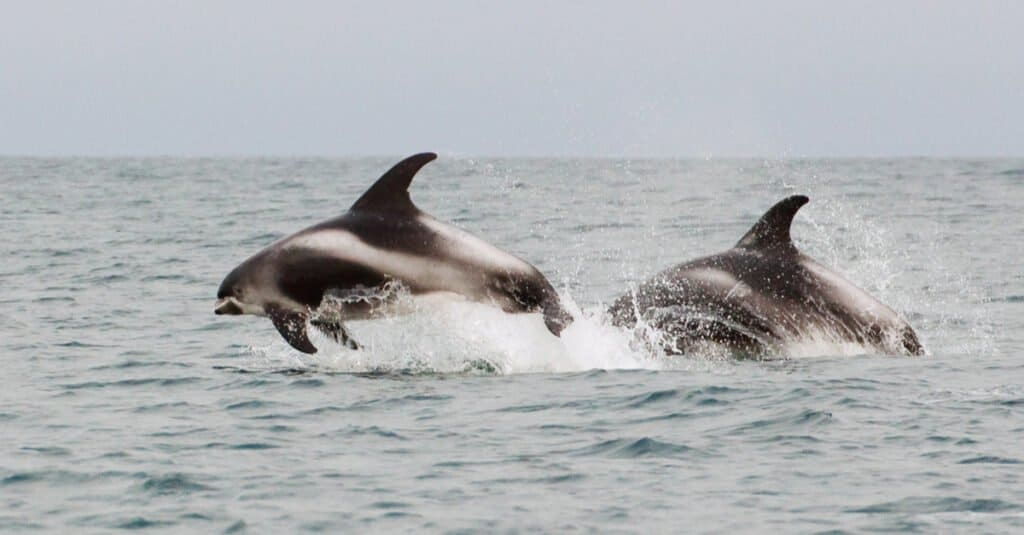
[306,292,664,374]
[778,332,878,358]
[242,290,908,374]
[241,288,674,374]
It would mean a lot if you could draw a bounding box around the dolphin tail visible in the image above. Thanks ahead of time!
[268,307,318,354]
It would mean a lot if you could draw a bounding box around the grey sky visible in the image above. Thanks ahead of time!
[2,1,1022,157]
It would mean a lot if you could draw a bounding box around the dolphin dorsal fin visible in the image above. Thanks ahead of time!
[350,152,437,212]
[735,195,809,251]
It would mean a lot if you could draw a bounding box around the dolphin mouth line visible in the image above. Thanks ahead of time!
[214,297,244,315]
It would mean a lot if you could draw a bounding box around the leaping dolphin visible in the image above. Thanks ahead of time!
[608,195,924,357]
[215,153,573,353]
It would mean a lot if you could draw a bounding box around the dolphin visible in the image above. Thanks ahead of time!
[607,195,924,357]
[215,152,573,353]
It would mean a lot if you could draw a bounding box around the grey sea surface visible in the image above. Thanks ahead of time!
[1,157,1022,533]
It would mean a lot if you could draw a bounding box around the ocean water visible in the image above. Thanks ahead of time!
[1,157,1022,533]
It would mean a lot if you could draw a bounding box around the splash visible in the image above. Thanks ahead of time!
[779,330,899,359]
[241,305,885,377]
[794,197,994,357]
[240,284,693,375]
[239,288,914,375]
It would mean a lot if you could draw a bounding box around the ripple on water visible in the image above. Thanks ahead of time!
[847,496,1021,514]
[571,437,701,459]
[89,359,191,371]
[343,393,454,411]
[114,517,177,530]
[19,446,72,457]
[2,469,127,486]
[133,401,196,413]
[752,434,823,445]
[224,399,277,410]
[290,378,326,388]
[958,456,1022,465]
[199,442,280,451]
[496,403,555,413]
[619,388,679,408]
[62,377,201,390]
[477,472,586,486]
[682,385,744,408]
[630,411,697,424]
[139,473,215,496]
[54,341,112,349]
[334,425,407,440]
[725,409,834,435]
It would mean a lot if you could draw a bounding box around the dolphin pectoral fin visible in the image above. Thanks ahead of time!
[268,309,318,354]
[310,318,361,350]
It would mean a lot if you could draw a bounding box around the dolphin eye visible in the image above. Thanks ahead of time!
[233,287,243,298]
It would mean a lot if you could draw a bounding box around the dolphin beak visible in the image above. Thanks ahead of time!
[214,297,243,315]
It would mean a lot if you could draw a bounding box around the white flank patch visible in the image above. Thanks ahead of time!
[689,268,741,290]
[288,228,479,296]
[802,259,886,317]
[416,215,535,274]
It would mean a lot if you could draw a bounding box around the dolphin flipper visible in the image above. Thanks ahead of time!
[310,318,361,350]
[268,308,318,354]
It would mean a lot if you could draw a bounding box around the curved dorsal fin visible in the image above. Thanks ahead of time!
[735,195,809,251]
[350,152,437,212]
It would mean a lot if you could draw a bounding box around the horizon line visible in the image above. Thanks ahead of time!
[1,152,1022,161]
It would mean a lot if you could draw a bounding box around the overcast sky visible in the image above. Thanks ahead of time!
[2,1,1022,157]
